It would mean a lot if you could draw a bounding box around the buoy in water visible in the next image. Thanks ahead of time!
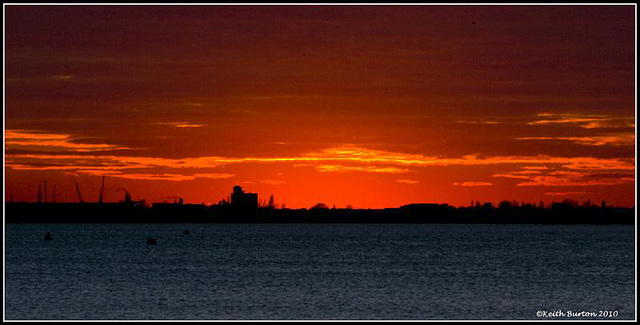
[44,232,53,241]
[183,230,190,235]
[146,237,157,245]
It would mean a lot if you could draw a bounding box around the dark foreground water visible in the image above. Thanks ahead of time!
[4,223,636,320]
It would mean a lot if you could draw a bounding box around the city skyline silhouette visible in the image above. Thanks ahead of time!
[6,184,634,225]
[7,179,635,209]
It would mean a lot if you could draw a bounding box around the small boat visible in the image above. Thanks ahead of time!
[183,230,190,235]
[146,237,157,245]
[43,232,53,241]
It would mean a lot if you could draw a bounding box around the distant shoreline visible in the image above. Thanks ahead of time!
[5,202,635,225]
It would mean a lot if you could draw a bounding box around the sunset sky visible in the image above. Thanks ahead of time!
[4,5,636,208]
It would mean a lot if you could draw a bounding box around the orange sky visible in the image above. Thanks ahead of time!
[4,5,636,208]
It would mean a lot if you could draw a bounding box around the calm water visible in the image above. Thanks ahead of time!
[4,223,636,320]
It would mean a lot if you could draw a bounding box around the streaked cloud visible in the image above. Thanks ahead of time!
[5,130,130,152]
[260,179,286,185]
[71,170,199,181]
[396,179,420,184]
[7,145,635,172]
[71,170,234,182]
[101,173,199,182]
[156,121,206,128]
[304,146,635,171]
[193,173,235,179]
[315,164,409,174]
[453,182,493,187]
[516,175,631,187]
[516,134,635,146]
[528,113,634,129]
[454,120,501,125]
[6,144,635,185]
[544,192,590,196]
[522,166,549,170]
[492,170,542,180]
[493,167,634,187]
[52,75,73,80]
[6,75,74,83]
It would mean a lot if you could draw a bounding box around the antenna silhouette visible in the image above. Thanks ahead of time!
[98,176,105,203]
[75,182,84,203]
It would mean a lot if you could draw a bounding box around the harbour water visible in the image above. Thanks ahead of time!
[4,223,636,320]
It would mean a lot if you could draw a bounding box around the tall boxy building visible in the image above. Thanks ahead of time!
[231,186,258,209]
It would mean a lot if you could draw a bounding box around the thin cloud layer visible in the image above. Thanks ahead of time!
[516,134,635,147]
[5,130,130,152]
[7,144,635,183]
[69,170,235,182]
[156,121,206,128]
[544,191,591,196]
[453,182,493,187]
[528,113,634,129]
[397,179,420,184]
[493,167,634,187]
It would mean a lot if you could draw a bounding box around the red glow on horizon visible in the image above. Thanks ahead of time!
[4,5,636,209]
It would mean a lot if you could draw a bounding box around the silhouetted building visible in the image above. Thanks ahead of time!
[231,186,258,209]
[552,202,574,210]
[401,203,452,218]
[152,202,207,222]
[562,199,579,208]
[499,200,512,209]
